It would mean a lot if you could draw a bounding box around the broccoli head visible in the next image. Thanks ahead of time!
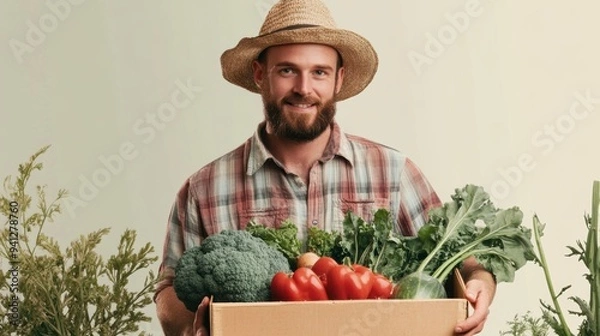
[173,229,291,311]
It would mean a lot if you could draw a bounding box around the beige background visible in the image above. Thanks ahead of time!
[2,0,599,334]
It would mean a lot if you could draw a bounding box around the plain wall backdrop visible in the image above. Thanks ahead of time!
[1,0,599,334]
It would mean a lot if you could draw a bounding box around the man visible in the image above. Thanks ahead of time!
[154,0,496,335]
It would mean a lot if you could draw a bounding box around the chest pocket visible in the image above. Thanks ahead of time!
[332,197,391,231]
[238,207,291,230]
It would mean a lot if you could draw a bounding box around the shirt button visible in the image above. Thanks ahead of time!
[312,220,318,226]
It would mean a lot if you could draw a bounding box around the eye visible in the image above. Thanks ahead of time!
[279,68,295,76]
[314,69,327,76]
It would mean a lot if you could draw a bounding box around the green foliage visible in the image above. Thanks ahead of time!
[0,145,158,336]
[246,219,302,269]
[499,311,550,336]
[532,181,599,336]
[306,225,343,260]
[502,180,600,336]
[338,208,395,269]
[377,185,536,286]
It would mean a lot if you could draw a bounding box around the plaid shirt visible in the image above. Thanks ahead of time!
[154,121,441,297]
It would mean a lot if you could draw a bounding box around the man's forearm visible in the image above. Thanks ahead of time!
[460,256,497,300]
[156,286,195,336]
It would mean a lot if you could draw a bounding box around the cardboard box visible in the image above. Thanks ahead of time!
[209,269,468,336]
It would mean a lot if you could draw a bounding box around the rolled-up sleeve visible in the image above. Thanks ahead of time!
[154,179,202,301]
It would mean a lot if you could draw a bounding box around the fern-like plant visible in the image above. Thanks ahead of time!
[0,145,158,335]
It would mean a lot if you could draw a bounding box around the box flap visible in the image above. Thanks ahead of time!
[452,268,468,299]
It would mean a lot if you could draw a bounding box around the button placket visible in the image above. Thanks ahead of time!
[307,164,323,230]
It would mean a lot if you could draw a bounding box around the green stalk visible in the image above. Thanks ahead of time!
[31,275,70,335]
[533,214,573,336]
[416,203,476,273]
[429,231,488,281]
[357,241,373,266]
[372,239,388,273]
[31,196,61,256]
[429,219,508,282]
[590,181,599,334]
[353,221,360,264]
[432,247,503,282]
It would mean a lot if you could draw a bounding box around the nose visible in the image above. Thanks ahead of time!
[292,73,312,96]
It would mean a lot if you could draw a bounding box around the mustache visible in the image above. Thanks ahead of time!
[282,94,320,105]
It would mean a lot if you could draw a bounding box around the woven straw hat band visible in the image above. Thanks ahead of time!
[260,0,337,35]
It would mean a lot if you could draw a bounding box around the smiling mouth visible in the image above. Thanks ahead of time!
[287,103,314,108]
[285,100,318,110]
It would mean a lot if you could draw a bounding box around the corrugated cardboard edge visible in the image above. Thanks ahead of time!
[452,268,472,318]
[452,268,468,299]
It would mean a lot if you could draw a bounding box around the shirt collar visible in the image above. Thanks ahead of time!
[245,121,354,176]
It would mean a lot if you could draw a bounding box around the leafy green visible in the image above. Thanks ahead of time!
[431,205,534,283]
[416,185,497,277]
[306,226,342,259]
[381,185,535,291]
[338,210,374,264]
[246,220,302,269]
[377,234,427,282]
[337,209,395,269]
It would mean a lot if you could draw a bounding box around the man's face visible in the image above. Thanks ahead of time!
[252,44,344,142]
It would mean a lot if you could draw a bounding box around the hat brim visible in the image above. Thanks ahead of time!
[220,27,378,101]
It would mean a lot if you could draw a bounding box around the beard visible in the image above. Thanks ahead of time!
[263,93,336,142]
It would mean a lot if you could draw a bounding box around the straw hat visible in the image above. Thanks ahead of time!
[220,0,378,101]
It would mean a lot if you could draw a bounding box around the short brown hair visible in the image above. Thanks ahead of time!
[256,46,344,70]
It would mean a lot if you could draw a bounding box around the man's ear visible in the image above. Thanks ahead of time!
[335,67,345,94]
[252,60,264,89]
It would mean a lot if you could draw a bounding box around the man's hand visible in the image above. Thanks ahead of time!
[193,297,210,336]
[454,257,496,335]
[454,278,492,335]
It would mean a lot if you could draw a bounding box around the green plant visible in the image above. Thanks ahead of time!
[500,311,550,336]
[534,180,599,336]
[381,184,536,299]
[246,220,302,269]
[0,145,158,336]
[501,180,599,336]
